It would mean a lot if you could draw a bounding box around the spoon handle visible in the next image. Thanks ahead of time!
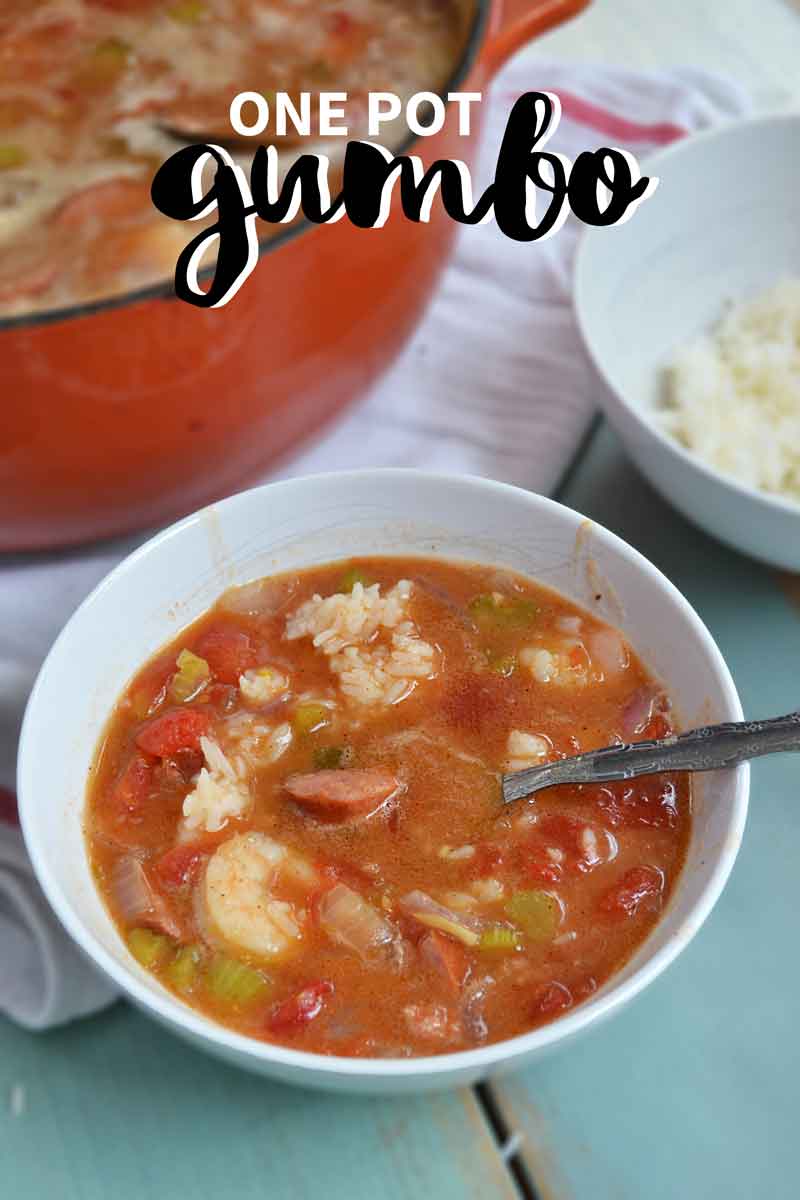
[502,711,800,804]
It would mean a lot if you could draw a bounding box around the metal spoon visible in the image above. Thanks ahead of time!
[501,710,800,805]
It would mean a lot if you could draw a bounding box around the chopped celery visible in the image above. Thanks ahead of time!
[0,145,26,170]
[313,745,345,770]
[336,566,374,594]
[168,0,207,21]
[486,650,516,677]
[206,955,270,1006]
[469,594,538,629]
[167,945,202,992]
[467,594,496,620]
[479,925,521,953]
[293,702,330,736]
[505,890,561,941]
[506,599,538,626]
[128,928,171,969]
[169,648,210,702]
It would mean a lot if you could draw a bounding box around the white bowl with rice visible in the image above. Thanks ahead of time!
[574,113,800,570]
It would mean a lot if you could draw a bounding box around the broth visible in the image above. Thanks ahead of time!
[86,557,690,1058]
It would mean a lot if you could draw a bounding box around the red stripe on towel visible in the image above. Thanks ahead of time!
[504,88,687,146]
[0,786,19,826]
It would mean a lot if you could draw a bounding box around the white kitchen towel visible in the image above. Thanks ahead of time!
[0,60,750,1029]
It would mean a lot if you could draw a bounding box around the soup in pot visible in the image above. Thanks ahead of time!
[0,0,468,316]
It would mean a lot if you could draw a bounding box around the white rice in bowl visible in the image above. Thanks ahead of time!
[660,278,800,503]
[286,580,437,706]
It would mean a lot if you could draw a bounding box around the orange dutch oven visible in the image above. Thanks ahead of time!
[0,0,588,551]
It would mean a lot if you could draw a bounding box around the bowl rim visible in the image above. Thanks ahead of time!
[0,1,491,335]
[18,469,749,1080]
[573,110,800,524]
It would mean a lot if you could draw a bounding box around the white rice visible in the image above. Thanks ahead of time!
[660,278,800,501]
[286,580,411,653]
[182,736,250,833]
[286,580,436,705]
[506,729,551,771]
[239,665,289,705]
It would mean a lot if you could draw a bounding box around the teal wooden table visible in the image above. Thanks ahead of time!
[2,424,797,1200]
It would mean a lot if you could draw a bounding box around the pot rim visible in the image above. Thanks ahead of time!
[0,1,491,334]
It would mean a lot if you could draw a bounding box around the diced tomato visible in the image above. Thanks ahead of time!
[532,980,572,1018]
[267,981,334,1032]
[592,776,679,830]
[639,713,671,741]
[153,836,219,889]
[108,754,153,818]
[194,626,257,685]
[599,866,664,918]
[135,708,211,758]
[420,931,469,993]
[94,753,176,849]
[327,11,354,34]
[535,814,604,874]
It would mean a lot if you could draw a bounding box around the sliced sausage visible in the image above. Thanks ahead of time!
[285,769,399,818]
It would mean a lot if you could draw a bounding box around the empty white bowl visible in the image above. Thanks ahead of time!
[18,471,748,1092]
[575,113,800,570]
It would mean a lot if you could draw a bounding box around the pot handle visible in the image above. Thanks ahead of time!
[482,0,592,75]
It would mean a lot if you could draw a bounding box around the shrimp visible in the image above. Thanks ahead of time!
[201,832,317,961]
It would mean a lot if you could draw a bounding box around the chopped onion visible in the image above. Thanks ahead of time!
[218,577,297,617]
[399,890,484,947]
[589,628,630,678]
[112,856,181,939]
[441,891,479,912]
[620,686,659,737]
[318,884,396,962]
